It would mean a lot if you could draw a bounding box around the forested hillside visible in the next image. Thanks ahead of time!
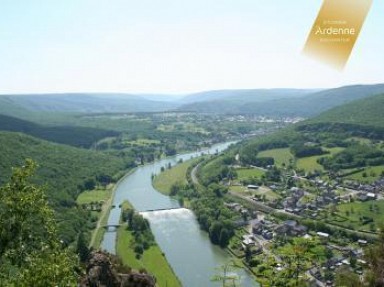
[0,131,133,243]
[0,114,119,148]
[308,93,384,127]
[296,93,384,140]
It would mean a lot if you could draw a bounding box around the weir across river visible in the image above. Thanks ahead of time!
[140,206,182,213]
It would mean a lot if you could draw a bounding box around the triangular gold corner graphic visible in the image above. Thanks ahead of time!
[303,0,373,70]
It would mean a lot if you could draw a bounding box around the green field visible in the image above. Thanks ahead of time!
[230,185,279,201]
[346,165,384,184]
[325,147,345,155]
[347,137,373,145]
[257,148,293,167]
[296,147,344,173]
[116,225,181,287]
[153,158,200,195]
[236,168,265,180]
[76,188,111,205]
[296,156,325,172]
[327,200,384,232]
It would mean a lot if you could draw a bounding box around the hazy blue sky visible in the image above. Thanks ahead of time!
[1,0,383,94]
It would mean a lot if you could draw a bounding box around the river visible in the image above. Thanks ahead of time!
[101,142,259,287]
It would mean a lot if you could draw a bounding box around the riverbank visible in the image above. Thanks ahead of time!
[116,201,182,287]
[151,151,260,286]
[99,141,258,286]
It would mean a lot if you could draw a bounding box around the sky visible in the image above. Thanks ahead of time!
[0,0,383,95]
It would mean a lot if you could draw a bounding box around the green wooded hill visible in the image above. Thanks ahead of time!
[0,131,131,243]
[297,93,384,140]
[0,114,119,148]
[307,93,384,127]
[178,84,384,117]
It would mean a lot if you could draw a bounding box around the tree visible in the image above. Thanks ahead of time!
[76,232,90,262]
[219,228,230,247]
[212,261,241,287]
[244,245,252,263]
[123,208,134,226]
[170,182,182,196]
[209,222,223,245]
[0,160,77,285]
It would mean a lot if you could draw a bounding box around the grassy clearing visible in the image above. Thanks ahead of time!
[296,147,344,173]
[257,148,293,167]
[230,185,279,201]
[327,200,384,232]
[325,147,345,155]
[153,158,200,195]
[345,165,384,184]
[76,188,111,205]
[254,187,280,201]
[296,156,325,172]
[236,168,265,180]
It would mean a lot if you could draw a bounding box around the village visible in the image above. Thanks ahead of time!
[224,169,384,286]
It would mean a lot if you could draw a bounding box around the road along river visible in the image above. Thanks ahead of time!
[101,142,259,287]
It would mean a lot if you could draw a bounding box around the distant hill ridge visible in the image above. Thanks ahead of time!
[179,88,314,104]
[1,83,384,117]
[177,84,384,117]
[0,93,178,115]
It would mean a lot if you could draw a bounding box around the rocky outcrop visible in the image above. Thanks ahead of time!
[80,251,156,287]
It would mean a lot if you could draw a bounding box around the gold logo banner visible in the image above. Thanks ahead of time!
[303,0,373,70]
